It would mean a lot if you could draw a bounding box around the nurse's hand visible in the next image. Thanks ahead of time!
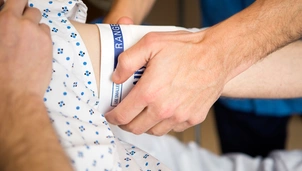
[105,29,229,135]
[0,0,52,98]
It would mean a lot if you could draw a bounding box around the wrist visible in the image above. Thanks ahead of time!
[202,25,256,83]
[196,26,249,85]
[200,0,302,84]
[200,2,280,83]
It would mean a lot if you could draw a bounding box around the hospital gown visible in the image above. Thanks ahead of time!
[27,0,302,171]
[29,0,169,170]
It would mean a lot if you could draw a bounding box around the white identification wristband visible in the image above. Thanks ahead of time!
[97,24,199,113]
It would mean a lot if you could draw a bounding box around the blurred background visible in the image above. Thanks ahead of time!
[83,0,302,155]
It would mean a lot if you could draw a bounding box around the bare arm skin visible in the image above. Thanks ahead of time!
[203,0,302,82]
[103,0,156,24]
[0,1,72,170]
[222,40,302,98]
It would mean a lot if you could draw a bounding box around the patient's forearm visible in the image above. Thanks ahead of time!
[0,93,73,171]
[222,40,302,98]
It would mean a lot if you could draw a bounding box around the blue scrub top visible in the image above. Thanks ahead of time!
[200,0,302,116]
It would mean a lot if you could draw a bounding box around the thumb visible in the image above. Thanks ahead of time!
[112,35,156,84]
[117,16,134,25]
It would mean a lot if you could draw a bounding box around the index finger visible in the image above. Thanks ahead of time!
[3,0,28,16]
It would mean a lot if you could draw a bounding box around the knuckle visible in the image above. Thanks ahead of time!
[171,114,186,124]
[132,129,143,135]
[143,32,160,47]
[141,89,170,108]
[31,7,42,16]
[113,113,129,125]
[141,91,157,104]
[43,24,51,33]
[156,107,174,120]
[186,120,197,127]
[21,19,35,31]
[117,53,129,66]
[187,116,205,126]
[118,52,136,72]
[125,125,143,135]
[148,129,164,136]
